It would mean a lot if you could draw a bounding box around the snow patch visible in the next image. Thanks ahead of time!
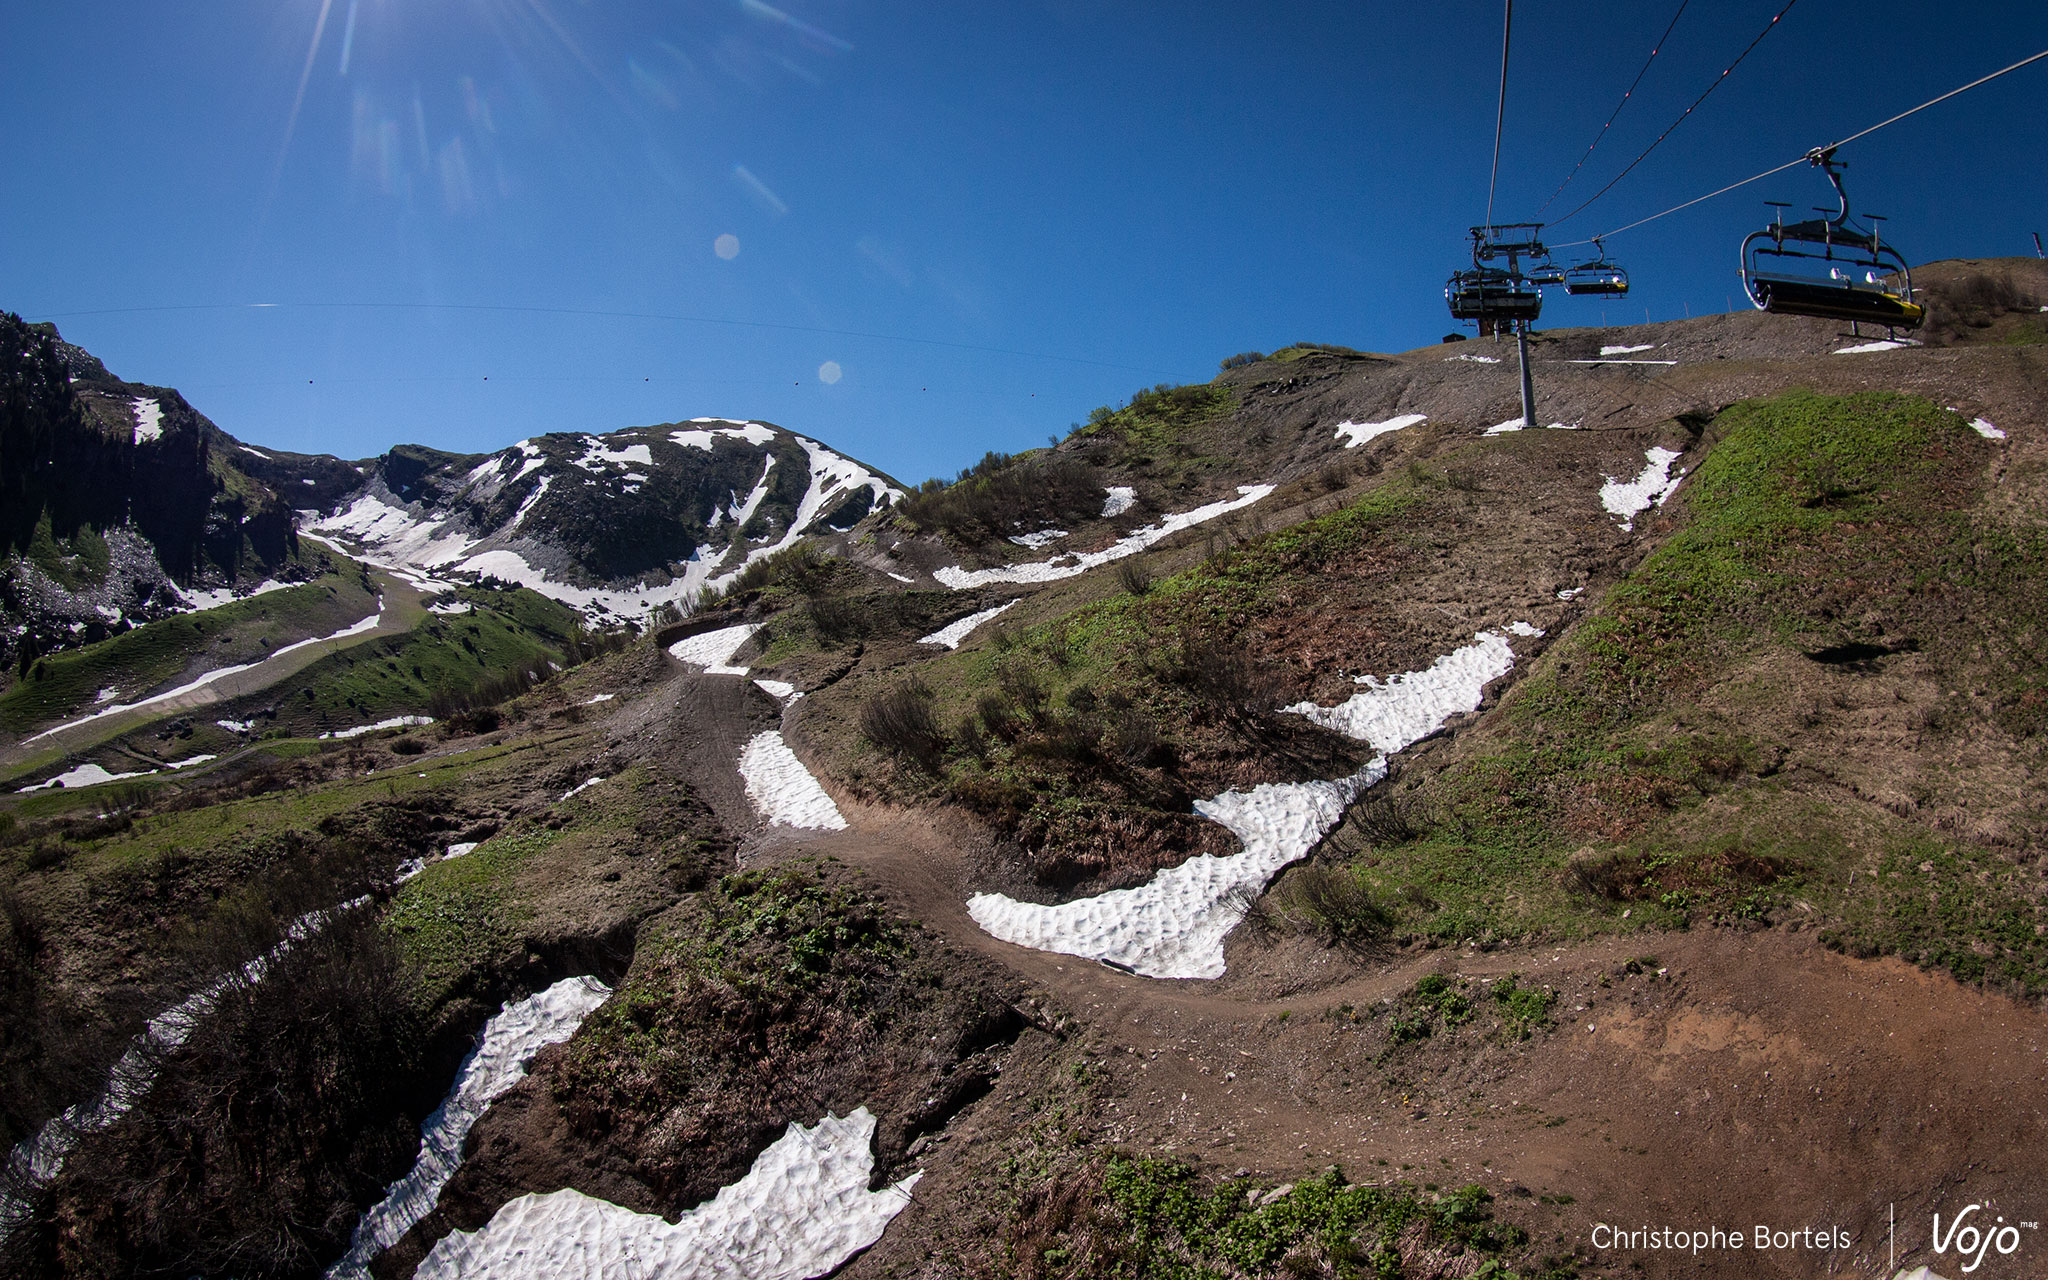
[131,397,164,444]
[1447,353,1500,363]
[670,421,777,449]
[1970,417,2007,440]
[1833,339,1917,354]
[1101,486,1137,517]
[935,486,1273,590]
[328,977,612,1279]
[572,437,653,472]
[16,762,153,792]
[1556,586,1585,601]
[1600,343,1656,355]
[1599,447,1685,532]
[320,715,434,740]
[738,732,847,830]
[415,1108,917,1280]
[970,629,1534,978]
[1335,414,1426,448]
[560,778,604,803]
[239,444,271,459]
[668,622,762,676]
[753,679,799,702]
[1280,630,1524,752]
[166,753,217,770]
[216,719,254,733]
[1010,529,1068,549]
[173,578,293,613]
[581,693,615,704]
[920,600,1018,649]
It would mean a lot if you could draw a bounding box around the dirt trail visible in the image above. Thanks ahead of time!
[625,681,2039,1280]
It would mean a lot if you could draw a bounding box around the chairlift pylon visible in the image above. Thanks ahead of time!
[1740,147,1923,330]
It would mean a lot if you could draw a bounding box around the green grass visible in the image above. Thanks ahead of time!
[1343,390,2048,990]
[851,478,1427,875]
[0,571,377,732]
[384,828,554,997]
[1015,1156,1568,1279]
[255,585,583,735]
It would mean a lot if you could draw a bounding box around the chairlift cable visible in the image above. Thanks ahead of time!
[1550,44,2048,249]
[1537,0,1692,216]
[1484,0,1513,233]
[1548,0,1800,229]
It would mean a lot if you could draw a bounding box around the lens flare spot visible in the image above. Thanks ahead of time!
[714,234,740,260]
[817,361,843,385]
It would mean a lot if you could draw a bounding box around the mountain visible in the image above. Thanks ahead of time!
[298,418,904,621]
[0,316,908,668]
[0,315,310,668]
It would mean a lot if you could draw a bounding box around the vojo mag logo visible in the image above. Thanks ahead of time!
[1896,1199,2040,1276]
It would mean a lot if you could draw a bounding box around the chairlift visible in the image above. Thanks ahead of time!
[1445,224,1549,325]
[1741,147,1923,330]
[1446,267,1543,323]
[1563,239,1630,296]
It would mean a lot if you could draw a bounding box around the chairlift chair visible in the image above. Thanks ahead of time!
[1445,223,1549,325]
[1741,148,1923,330]
[1446,268,1543,323]
[1563,239,1630,296]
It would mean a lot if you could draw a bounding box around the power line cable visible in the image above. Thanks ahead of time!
[1484,0,1513,232]
[1548,0,1799,228]
[1550,44,2048,248]
[1538,0,1692,215]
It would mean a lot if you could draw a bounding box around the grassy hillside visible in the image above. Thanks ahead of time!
[0,568,376,733]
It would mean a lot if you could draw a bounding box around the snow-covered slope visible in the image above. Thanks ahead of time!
[304,420,904,622]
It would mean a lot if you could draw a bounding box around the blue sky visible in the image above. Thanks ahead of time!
[5,1,2045,484]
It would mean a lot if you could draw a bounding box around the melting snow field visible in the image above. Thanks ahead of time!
[918,600,1018,649]
[25,604,385,744]
[1599,447,1686,532]
[320,715,433,740]
[1334,414,1426,449]
[753,678,799,702]
[934,486,1273,590]
[174,578,293,612]
[738,732,848,830]
[131,396,164,444]
[15,762,152,792]
[1279,628,1527,751]
[415,1108,918,1280]
[1101,486,1137,517]
[1484,417,1578,436]
[328,977,612,1279]
[668,623,762,675]
[670,420,777,449]
[969,627,1538,979]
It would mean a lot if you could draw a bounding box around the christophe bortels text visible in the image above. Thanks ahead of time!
[1590,1223,1849,1257]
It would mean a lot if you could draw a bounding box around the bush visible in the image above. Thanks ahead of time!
[859,679,946,770]
[1217,351,1266,371]
[894,452,1106,544]
[1276,865,1391,946]
[1114,560,1153,596]
[33,907,426,1278]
